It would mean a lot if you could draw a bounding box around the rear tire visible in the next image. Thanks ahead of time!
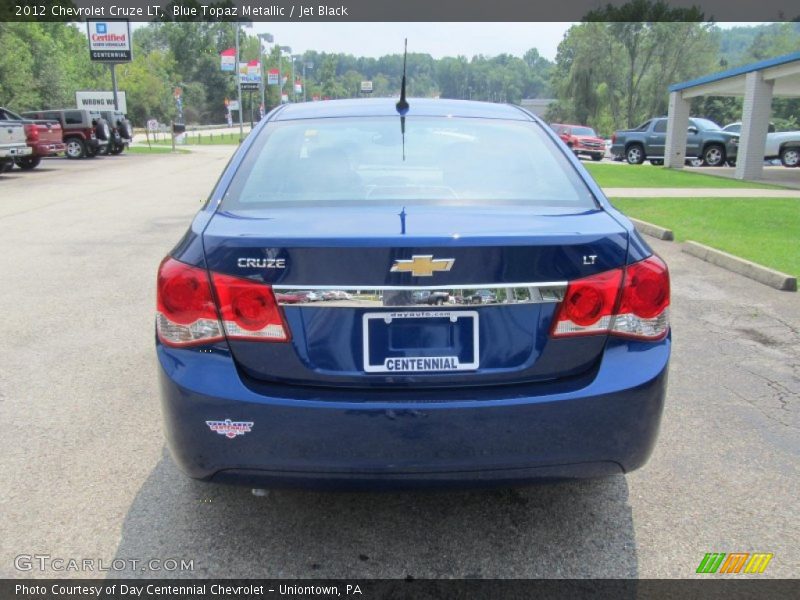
[703,144,726,167]
[726,159,736,167]
[109,143,124,155]
[626,144,645,165]
[0,159,13,173]
[65,138,86,159]
[649,159,664,166]
[780,146,800,168]
[591,153,603,161]
[14,156,41,170]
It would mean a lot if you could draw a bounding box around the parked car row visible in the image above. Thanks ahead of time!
[0,107,132,173]
[275,290,352,303]
[609,116,799,168]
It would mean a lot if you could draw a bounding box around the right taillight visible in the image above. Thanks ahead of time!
[552,256,669,341]
[611,255,670,340]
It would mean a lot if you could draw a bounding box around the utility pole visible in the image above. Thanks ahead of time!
[279,46,292,102]
[302,62,313,102]
[257,33,273,114]
[109,64,119,110]
[235,23,243,141]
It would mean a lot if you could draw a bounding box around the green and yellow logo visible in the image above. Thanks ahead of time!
[696,552,773,574]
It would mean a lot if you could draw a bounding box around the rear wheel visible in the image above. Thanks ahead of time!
[626,144,644,165]
[780,146,800,168]
[109,143,124,155]
[703,144,726,167]
[65,138,86,159]
[649,159,664,166]
[85,146,98,158]
[726,159,736,167]
[591,153,603,161]
[0,159,13,173]
[14,156,41,170]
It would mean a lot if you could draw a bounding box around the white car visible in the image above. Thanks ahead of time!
[723,122,800,167]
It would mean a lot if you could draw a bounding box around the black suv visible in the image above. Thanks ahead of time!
[99,110,133,155]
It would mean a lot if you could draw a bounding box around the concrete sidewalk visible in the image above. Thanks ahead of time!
[604,187,800,198]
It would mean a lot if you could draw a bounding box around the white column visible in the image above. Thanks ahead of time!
[664,91,691,168]
[735,71,773,180]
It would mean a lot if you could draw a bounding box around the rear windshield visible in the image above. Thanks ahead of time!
[221,117,596,209]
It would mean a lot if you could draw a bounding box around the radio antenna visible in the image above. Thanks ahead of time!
[396,39,409,114]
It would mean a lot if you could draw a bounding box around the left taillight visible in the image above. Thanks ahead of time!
[156,258,291,346]
[211,272,291,342]
[156,258,224,347]
[24,124,39,142]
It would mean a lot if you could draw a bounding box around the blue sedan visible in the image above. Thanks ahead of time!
[156,98,670,489]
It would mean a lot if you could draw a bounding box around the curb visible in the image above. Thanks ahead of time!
[630,218,674,241]
[682,241,797,292]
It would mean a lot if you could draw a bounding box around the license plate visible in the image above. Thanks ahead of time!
[362,310,479,373]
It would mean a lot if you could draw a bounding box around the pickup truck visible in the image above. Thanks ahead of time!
[723,122,800,168]
[551,123,606,161]
[611,117,739,167]
[413,291,450,306]
[0,107,65,169]
[21,109,109,159]
[0,120,33,173]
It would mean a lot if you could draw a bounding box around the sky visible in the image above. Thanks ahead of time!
[125,22,768,61]
[242,22,766,61]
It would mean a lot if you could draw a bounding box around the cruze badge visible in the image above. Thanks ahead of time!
[391,255,455,277]
[237,257,286,269]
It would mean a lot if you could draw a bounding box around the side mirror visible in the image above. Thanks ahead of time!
[687,126,698,134]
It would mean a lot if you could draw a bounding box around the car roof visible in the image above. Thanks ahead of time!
[272,98,534,122]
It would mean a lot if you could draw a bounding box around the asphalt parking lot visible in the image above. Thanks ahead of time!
[0,149,797,579]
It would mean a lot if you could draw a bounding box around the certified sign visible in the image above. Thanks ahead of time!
[87,20,132,62]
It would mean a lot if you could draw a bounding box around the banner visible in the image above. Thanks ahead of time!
[294,79,302,94]
[267,69,279,86]
[220,48,235,72]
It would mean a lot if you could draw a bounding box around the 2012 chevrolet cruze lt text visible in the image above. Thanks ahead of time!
[156,98,670,489]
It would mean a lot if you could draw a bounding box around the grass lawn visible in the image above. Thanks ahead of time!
[126,145,190,154]
[612,197,800,276]
[585,163,781,190]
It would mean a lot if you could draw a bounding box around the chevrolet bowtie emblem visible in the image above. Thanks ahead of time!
[390,255,455,277]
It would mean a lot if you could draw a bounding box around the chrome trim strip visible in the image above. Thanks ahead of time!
[273,282,568,291]
[273,283,567,307]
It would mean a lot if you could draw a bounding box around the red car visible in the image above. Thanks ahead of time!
[551,123,605,161]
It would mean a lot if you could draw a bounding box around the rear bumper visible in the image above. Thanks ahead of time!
[30,141,66,156]
[158,337,669,489]
[0,144,32,158]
